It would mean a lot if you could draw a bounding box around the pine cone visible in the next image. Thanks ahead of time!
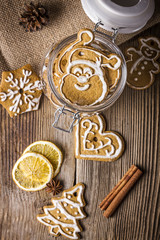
[19,2,49,32]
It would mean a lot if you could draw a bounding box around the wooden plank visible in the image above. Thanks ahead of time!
[0,24,159,240]
[0,96,75,240]
[76,23,160,240]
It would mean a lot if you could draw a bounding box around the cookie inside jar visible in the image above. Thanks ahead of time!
[44,28,126,113]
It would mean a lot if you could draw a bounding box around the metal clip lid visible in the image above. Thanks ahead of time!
[93,21,118,43]
[52,106,80,133]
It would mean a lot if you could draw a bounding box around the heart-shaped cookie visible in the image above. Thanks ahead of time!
[75,114,125,162]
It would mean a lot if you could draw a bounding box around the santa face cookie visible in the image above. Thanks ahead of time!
[53,29,122,106]
[0,64,44,117]
[37,183,86,240]
[75,114,124,162]
[126,37,160,90]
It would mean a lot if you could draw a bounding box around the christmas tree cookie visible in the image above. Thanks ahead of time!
[37,183,86,239]
[0,64,44,117]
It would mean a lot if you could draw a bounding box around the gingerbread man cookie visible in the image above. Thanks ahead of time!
[126,37,160,90]
[0,64,44,117]
[75,114,125,162]
[53,29,122,106]
[37,183,86,240]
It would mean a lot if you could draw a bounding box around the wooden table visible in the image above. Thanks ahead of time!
[0,24,159,240]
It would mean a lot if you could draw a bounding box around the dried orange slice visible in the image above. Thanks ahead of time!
[23,141,63,177]
[12,152,53,191]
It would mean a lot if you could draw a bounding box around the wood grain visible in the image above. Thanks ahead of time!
[77,24,160,240]
[0,24,160,240]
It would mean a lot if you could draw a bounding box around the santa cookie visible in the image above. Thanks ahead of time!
[53,29,122,106]
[37,183,86,240]
[126,37,160,90]
[75,114,125,162]
[0,64,44,117]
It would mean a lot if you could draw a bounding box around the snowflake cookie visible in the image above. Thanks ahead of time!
[37,183,86,240]
[0,64,44,117]
[75,114,125,162]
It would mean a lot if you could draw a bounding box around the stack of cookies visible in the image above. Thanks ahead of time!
[52,29,122,106]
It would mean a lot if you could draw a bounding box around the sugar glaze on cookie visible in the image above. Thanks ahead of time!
[75,114,125,162]
[0,64,44,117]
[37,183,86,240]
[126,37,160,89]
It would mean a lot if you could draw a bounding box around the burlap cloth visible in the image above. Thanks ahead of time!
[0,0,160,77]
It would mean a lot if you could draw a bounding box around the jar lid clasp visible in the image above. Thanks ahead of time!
[52,106,80,133]
[94,21,119,43]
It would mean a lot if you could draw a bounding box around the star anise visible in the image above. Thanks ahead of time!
[46,179,63,196]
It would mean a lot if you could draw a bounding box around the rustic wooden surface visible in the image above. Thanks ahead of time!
[0,24,160,240]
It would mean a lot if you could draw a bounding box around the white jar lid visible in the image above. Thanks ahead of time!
[81,0,155,33]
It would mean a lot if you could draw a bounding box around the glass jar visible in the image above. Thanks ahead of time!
[41,0,154,132]
[41,29,127,132]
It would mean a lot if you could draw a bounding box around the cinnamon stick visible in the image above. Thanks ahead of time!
[103,168,143,218]
[99,166,135,209]
[100,165,138,210]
